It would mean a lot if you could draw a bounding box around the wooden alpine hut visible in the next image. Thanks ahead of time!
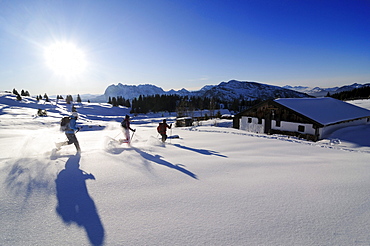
[233,97,370,141]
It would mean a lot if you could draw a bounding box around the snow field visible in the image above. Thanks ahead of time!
[1,94,370,245]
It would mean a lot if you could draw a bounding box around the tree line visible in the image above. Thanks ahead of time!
[12,88,85,104]
[63,94,83,104]
[12,88,30,101]
[108,94,262,115]
[108,96,131,107]
[330,86,370,101]
[13,88,53,102]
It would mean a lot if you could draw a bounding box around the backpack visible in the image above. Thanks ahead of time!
[121,119,128,129]
[157,123,166,133]
[60,116,71,131]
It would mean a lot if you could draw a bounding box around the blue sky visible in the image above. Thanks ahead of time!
[0,0,369,95]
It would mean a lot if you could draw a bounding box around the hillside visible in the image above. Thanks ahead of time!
[1,94,370,245]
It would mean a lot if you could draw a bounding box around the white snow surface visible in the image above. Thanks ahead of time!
[275,97,370,125]
[1,94,370,246]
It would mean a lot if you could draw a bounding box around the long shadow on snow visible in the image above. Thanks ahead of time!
[132,147,198,179]
[172,144,228,158]
[4,158,56,204]
[55,154,105,246]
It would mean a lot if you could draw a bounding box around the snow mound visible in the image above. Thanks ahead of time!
[146,135,165,147]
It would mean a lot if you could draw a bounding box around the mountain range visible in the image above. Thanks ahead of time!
[84,80,370,103]
[283,83,370,97]
[101,80,309,102]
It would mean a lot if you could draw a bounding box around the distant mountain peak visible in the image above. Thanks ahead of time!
[82,81,370,103]
[100,80,370,104]
[103,80,310,102]
[284,83,370,97]
[200,80,309,101]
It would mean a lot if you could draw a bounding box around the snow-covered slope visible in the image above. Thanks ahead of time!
[1,93,370,245]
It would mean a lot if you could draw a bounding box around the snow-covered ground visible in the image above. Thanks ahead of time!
[1,94,370,245]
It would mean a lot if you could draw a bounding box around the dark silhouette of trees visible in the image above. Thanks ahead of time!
[107,93,262,114]
[108,96,131,107]
[330,86,370,101]
[21,90,30,96]
[13,88,30,97]
[111,97,117,107]
[66,95,73,104]
[12,88,31,100]
[129,94,181,114]
[44,93,50,102]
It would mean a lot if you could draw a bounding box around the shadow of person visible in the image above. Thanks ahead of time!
[55,154,105,246]
[132,147,198,179]
[172,144,228,158]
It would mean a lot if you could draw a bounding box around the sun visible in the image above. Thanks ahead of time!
[44,42,87,76]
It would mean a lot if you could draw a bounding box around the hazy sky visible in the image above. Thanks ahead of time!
[0,0,369,95]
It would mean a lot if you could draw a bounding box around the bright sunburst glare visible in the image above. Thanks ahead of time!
[44,42,87,77]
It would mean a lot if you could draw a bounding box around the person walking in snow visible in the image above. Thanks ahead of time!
[121,115,135,143]
[157,119,172,142]
[56,112,81,153]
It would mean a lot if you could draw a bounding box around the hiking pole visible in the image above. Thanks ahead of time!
[170,126,173,144]
[113,132,121,139]
[130,130,136,143]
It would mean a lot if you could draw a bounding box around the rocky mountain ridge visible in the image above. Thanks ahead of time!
[83,80,369,102]
[102,80,309,102]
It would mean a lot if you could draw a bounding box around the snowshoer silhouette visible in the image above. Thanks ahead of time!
[157,119,172,142]
[56,112,81,153]
[120,115,135,144]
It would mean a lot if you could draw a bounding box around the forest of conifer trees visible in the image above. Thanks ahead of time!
[107,86,370,115]
[107,94,262,115]
[330,86,370,101]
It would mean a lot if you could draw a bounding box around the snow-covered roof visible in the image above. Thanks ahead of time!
[274,97,370,125]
